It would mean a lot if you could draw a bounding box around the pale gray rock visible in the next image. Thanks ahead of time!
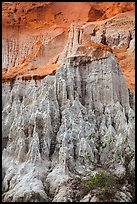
[80,193,91,202]
[90,195,99,202]
[114,191,132,202]
[82,12,135,53]
[2,18,135,202]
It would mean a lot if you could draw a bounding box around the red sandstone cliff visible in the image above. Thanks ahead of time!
[2,3,135,202]
[2,2,135,90]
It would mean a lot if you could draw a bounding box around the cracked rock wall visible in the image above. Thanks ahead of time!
[2,3,135,201]
[2,42,135,201]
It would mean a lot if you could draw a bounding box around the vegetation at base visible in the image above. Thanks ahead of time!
[74,170,135,202]
[85,171,117,190]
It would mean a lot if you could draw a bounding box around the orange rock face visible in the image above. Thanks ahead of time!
[113,47,135,91]
[2,63,60,82]
[2,2,135,90]
[2,2,134,27]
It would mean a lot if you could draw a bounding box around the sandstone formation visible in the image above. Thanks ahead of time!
[2,2,135,90]
[2,2,135,202]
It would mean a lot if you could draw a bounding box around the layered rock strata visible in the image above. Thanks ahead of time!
[2,37,135,202]
[2,2,135,202]
[2,2,135,90]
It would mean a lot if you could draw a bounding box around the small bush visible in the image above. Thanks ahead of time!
[85,171,117,190]
[74,171,135,202]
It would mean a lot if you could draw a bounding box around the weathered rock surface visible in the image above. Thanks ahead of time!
[2,2,135,202]
[2,2,135,90]
[2,39,135,201]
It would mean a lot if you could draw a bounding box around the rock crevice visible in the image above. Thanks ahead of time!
[2,41,135,201]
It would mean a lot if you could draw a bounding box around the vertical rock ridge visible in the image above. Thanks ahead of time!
[2,20,135,202]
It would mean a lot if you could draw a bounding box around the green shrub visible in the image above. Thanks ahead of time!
[85,171,117,190]
[74,170,135,202]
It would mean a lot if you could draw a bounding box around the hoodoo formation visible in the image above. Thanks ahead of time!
[2,2,135,202]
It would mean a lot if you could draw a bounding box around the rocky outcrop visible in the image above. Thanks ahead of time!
[2,2,135,90]
[2,2,135,202]
[2,34,135,201]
